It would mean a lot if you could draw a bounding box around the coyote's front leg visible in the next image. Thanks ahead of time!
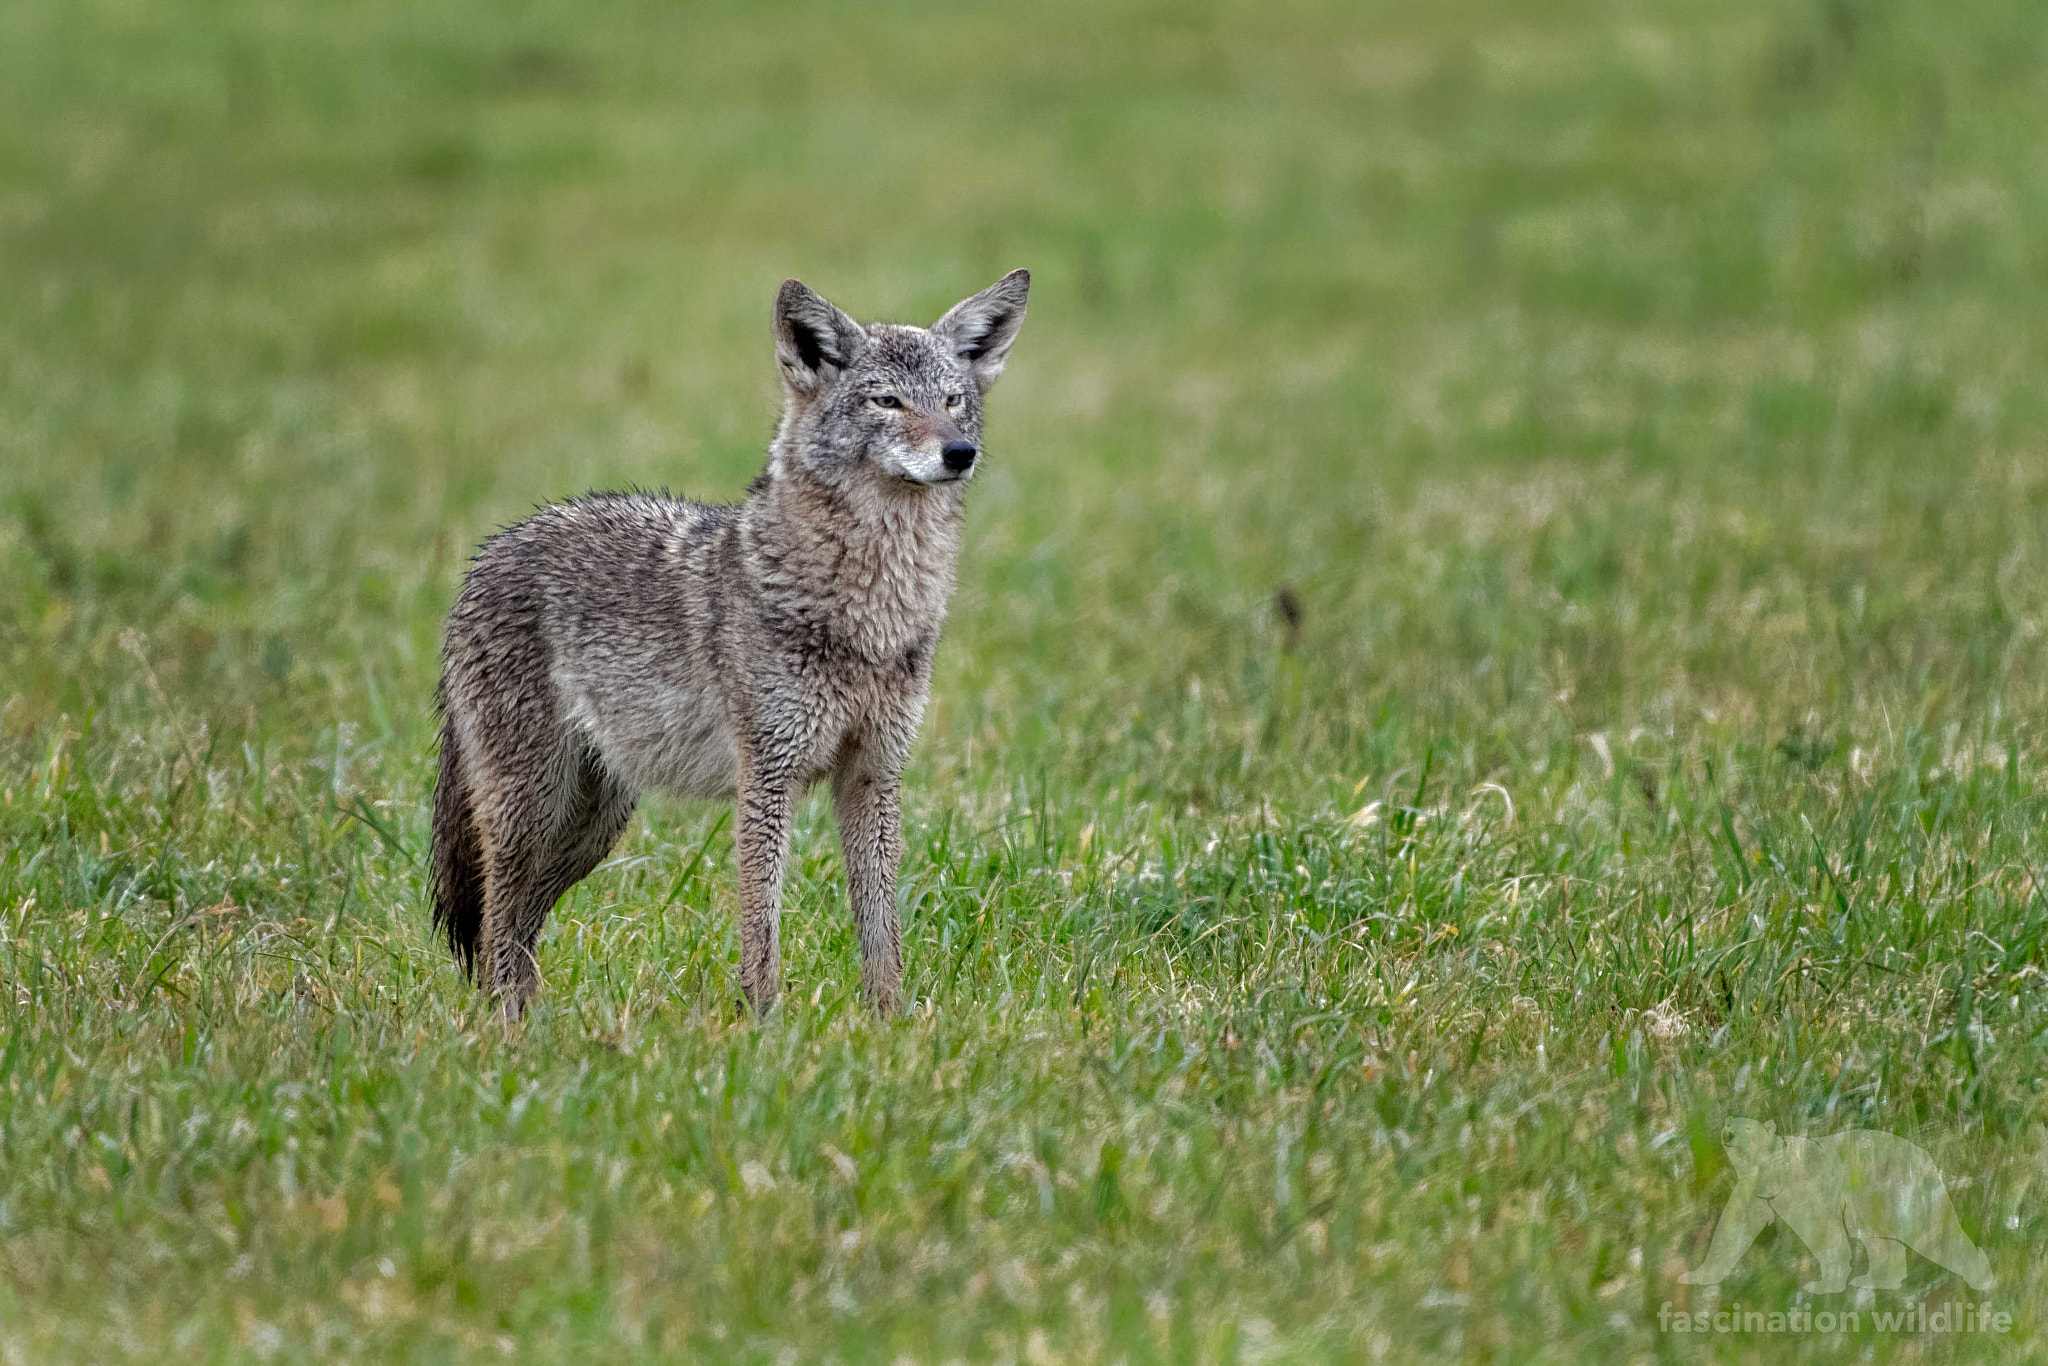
[833,743,905,1016]
[734,744,796,1014]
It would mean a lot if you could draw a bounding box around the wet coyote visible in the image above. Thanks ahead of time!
[430,270,1030,1018]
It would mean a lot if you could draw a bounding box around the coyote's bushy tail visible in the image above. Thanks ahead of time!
[430,708,484,977]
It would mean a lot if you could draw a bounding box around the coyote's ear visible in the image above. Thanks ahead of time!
[774,279,867,397]
[931,268,1030,392]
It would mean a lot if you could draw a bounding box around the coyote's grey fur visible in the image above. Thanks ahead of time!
[430,270,1029,1017]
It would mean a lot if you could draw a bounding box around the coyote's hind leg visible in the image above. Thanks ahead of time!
[477,744,635,1018]
[540,747,638,911]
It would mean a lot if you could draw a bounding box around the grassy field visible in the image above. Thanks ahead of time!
[4,0,2048,1359]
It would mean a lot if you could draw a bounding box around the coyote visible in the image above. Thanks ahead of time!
[430,271,1030,1017]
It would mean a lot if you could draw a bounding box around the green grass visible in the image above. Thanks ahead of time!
[4,0,2048,1359]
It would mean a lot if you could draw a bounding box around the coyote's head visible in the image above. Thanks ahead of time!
[769,270,1029,488]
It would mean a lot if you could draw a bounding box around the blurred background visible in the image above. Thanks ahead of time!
[5,0,2044,782]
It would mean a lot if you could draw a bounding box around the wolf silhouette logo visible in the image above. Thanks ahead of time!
[1682,1119,1995,1293]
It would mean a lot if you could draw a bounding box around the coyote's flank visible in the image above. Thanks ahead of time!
[430,271,1031,1018]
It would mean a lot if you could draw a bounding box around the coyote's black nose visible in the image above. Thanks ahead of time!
[941,441,978,474]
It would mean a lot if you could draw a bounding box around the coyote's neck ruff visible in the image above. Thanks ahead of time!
[744,453,964,669]
[430,271,1029,1019]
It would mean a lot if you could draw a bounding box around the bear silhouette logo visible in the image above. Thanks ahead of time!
[1681,1119,1994,1293]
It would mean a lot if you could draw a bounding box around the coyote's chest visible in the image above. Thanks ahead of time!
[780,650,931,787]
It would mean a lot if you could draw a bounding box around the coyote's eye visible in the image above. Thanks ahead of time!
[871,394,902,410]
[944,392,965,409]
